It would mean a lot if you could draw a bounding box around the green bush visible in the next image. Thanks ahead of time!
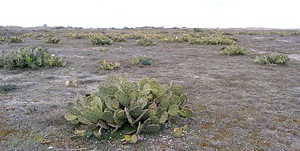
[254,53,290,64]
[220,45,247,55]
[45,36,62,44]
[130,56,152,65]
[90,35,113,45]
[0,46,66,69]
[136,38,156,46]
[65,76,193,140]
[99,60,120,70]
[9,36,24,43]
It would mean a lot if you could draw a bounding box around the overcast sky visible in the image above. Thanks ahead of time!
[1,0,299,29]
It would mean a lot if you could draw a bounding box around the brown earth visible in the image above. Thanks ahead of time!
[0,27,299,150]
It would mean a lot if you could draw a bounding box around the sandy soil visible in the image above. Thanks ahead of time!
[0,27,299,150]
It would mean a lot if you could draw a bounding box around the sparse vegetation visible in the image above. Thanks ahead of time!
[0,46,66,69]
[65,76,193,140]
[254,53,290,64]
[220,45,247,55]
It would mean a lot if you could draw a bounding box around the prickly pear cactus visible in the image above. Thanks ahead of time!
[65,76,193,140]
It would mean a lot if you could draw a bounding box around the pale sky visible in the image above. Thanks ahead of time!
[1,0,299,29]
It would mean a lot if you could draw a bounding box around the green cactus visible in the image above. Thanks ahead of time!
[144,124,161,133]
[65,76,193,140]
[168,104,179,116]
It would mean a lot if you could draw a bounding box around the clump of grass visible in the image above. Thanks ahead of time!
[45,36,62,44]
[9,36,24,43]
[254,53,290,64]
[220,45,247,55]
[90,35,113,45]
[136,38,156,46]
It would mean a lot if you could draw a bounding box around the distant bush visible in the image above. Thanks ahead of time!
[0,46,66,69]
[137,38,156,46]
[9,36,24,43]
[90,35,113,45]
[254,53,290,64]
[220,45,247,55]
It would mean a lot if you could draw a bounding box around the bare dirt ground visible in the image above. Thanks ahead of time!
[0,27,299,150]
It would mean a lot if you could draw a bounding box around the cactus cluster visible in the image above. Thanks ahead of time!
[65,76,193,139]
[9,36,24,43]
[45,36,62,44]
[220,45,247,55]
[99,60,120,70]
[136,38,156,46]
[254,53,290,64]
[0,46,66,69]
[90,35,113,45]
[130,56,152,66]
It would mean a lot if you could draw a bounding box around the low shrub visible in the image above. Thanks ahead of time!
[90,35,113,45]
[0,46,66,69]
[220,45,247,55]
[254,53,290,64]
[65,76,193,140]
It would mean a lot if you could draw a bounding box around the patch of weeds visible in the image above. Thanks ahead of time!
[90,35,113,45]
[136,38,156,46]
[0,84,17,93]
[254,53,290,64]
[99,60,120,70]
[9,36,24,43]
[45,36,62,44]
[130,56,152,65]
[0,46,66,69]
[220,45,247,55]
